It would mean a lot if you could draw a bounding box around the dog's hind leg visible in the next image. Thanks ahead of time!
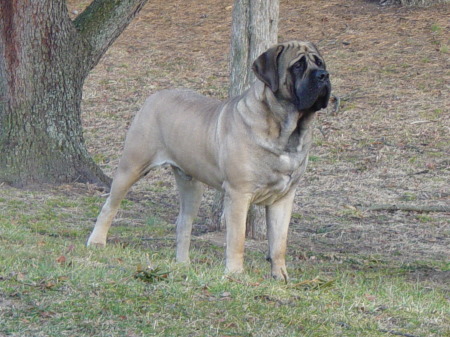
[172,166,204,263]
[87,160,144,247]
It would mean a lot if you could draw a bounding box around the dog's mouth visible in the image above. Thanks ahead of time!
[292,64,332,112]
[294,81,331,112]
[310,84,331,111]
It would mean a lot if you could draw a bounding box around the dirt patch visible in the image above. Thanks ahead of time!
[65,0,449,266]
[406,267,450,284]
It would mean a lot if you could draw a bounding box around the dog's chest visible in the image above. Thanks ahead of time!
[253,145,310,205]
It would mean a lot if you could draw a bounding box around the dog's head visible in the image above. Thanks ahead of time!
[252,41,331,112]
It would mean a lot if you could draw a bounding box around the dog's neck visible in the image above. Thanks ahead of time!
[239,80,315,154]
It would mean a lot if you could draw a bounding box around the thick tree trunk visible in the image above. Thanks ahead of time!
[0,1,101,186]
[0,0,147,188]
[209,0,279,239]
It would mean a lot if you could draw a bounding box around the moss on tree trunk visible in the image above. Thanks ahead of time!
[0,0,148,188]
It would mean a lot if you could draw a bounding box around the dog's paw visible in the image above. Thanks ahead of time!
[175,257,191,265]
[224,265,244,275]
[271,267,289,283]
[86,238,107,247]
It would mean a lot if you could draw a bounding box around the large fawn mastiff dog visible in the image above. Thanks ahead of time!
[87,41,331,280]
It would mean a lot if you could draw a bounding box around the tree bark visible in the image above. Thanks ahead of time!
[0,0,148,188]
[229,0,279,97]
[209,0,279,239]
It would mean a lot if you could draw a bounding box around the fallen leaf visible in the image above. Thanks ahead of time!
[16,273,26,282]
[426,162,436,170]
[39,311,55,318]
[221,291,231,298]
[56,255,66,264]
[43,281,57,289]
[65,245,75,253]
[365,294,376,301]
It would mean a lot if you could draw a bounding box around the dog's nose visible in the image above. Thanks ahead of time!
[316,70,329,82]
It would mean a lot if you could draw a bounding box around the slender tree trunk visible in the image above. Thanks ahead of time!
[0,0,148,188]
[209,0,279,239]
[229,0,279,97]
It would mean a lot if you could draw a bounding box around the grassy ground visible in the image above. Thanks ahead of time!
[1,0,449,336]
[0,190,448,336]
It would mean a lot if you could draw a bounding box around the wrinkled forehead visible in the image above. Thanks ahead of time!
[280,41,322,61]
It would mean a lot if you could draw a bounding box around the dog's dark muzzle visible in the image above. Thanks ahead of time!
[315,69,329,83]
[294,69,331,112]
[312,69,331,111]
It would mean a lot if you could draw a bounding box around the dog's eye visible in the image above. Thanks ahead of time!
[293,57,306,72]
[314,56,323,67]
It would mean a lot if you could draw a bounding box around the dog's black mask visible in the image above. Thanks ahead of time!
[291,57,331,112]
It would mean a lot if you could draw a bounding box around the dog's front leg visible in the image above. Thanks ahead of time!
[266,190,296,280]
[223,190,251,274]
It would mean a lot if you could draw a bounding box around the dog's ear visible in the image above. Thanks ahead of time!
[252,45,284,93]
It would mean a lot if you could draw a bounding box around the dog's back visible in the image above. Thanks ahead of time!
[122,89,225,188]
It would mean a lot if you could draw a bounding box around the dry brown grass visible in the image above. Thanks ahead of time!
[397,0,449,6]
[65,0,450,265]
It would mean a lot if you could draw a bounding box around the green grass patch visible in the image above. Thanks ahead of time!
[431,23,442,33]
[309,155,321,162]
[0,190,449,337]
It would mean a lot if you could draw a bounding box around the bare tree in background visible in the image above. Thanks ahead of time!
[0,0,148,188]
[210,0,279,240]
